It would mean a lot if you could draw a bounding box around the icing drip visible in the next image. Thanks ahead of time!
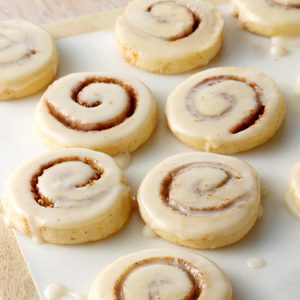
[44,283,85,300]
[114,257,203,300]
[114,152,131,170]
[186,75,265,134]
[47,77,137,132]
[142,225,158,238]
[295,74,300,98]
[247,257,266,269]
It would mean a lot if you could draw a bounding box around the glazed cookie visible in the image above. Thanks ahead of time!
[286,162,300,218]
[4,148,131,244]
[137,152,261,249]
[232,0,300,36]
[89,248,233,300]
[115,0,224,74]
[0,20,58,100]
[35,72,157,155]
[166,67,285,154]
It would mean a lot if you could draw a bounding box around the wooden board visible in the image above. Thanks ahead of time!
[0,0,228,298]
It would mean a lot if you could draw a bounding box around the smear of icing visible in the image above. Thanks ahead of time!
[285,191,300,219]
[247,257,265,269]
[44,283,86,300]
[27,217,44,244]
[258,205,264,218]
[270,45,288,58]
[142,225,158,238]
[114,152,131,170]
[270,36,300,58]
[295,74,300,98]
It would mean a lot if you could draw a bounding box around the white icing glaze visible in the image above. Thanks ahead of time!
[44,283,85,300]
[166,67,285,154]
[137,152,261,241]
[272,36,300,47]
[247,257,265,269]
[142,225,158,238]
[89,248,233,300]
[232,0,300,36]
[35,72,157,155]
[270,45,288,57]
[0,20,57,99]
[6,148,129,242]
[113,152,131,170]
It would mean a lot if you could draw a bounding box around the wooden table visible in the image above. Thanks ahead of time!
[0,0,228,299]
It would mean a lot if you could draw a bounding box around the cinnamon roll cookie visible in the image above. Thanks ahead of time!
[166,67,285,154]
[4,148,131,244]
[89,248,233,300]
[0,20,58,100]
[35,72,157,155]
[115,0,224,74]
[232,0,300,36]
[137,152,261,249]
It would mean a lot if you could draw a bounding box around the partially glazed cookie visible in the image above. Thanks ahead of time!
[89,248,233,300]
[232,0,300,36]
[286,162,300,218]
[35,72,157,155]
[137,152,261,249]
[166,67,285,154]
[0,20,58,100]
[4,148,131,244]
[115,0,224,74]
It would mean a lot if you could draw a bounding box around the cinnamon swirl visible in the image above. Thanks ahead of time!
[35,72,157,155]
[166,67,285,154]
[0,20,58,100]
[137,152,261,249]
[115,0,224,74]
[4,148,131,244]
[89,248,233,300]
[232,0,300,36]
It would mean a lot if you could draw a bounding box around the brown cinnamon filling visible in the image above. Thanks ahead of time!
[186,75,265,134]
[146,1,200,41]
[114,257,203,300]
[47,77,137,132]
[30,156,103,208]
[160,162,241,215]
[266,0,300,9]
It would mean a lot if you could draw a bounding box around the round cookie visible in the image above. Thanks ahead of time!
[4,148,131,244]
[89,248,233,300]
[232,0,300,36]
[286,162,300,218]
[115,0,224,74]
[35,72,158,155]
[137,152,261,249]
[0,20,58,100]
[166,67,285,154]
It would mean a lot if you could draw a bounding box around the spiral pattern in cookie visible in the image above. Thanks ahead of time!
[0,20,58,100]
[137,152,261,248]
[6,148,131,244]
[166,67,285,154]
[232,0,300,36]
[89,249,233,300]
[36,72,157,155]
[115,0,224,73]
